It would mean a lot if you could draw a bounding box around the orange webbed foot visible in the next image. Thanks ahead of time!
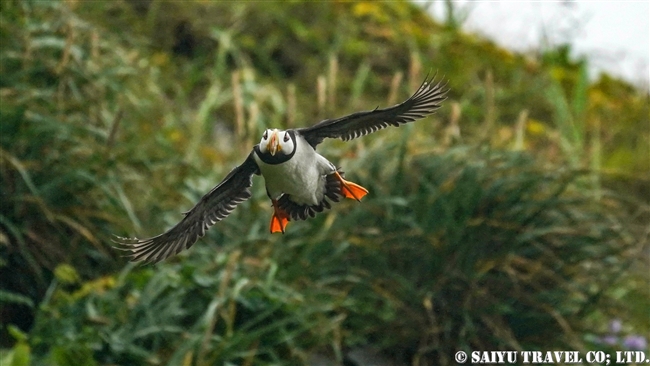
[270,199,290,234]
[333,171,369,201]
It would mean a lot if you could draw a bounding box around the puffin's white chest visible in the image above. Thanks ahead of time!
[254,137,334,205]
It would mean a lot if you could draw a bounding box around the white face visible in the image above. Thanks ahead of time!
[259,129,294,156]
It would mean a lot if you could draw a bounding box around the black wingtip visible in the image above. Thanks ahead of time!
[111,234,139,247]
[409,71,449,102]
[111,234,150,264]
[409,71,450,106]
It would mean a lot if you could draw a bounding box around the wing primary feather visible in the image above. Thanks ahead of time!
[298,72,448,147]
[113,152,259,264]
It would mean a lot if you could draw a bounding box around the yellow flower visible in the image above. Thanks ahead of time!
[54,264,80,285]
[527,119,546,136]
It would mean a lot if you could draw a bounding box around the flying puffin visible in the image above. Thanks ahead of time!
[115,75,447,263]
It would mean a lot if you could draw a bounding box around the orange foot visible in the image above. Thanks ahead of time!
[270,199,290,234]
[333,171,369,201]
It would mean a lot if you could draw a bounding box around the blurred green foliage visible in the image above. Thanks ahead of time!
[1,0,648,365]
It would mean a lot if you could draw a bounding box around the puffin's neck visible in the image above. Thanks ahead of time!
[253,130,297,165]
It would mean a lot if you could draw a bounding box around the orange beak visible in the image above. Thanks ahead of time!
[269,130,282,156]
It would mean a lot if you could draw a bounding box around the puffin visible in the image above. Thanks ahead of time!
[115,75,447,263]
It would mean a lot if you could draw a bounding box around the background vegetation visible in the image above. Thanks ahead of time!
[1,1,648,365]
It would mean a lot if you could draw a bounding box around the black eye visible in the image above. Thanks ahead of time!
[283,132,290,142]
[263,130,268,140]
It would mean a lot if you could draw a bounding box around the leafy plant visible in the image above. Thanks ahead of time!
[26,144,642,365]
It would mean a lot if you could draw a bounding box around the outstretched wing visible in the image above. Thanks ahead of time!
[114,151,260,264]
[298,74,448,148]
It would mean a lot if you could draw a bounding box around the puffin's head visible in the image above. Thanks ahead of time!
[259,129,295,157]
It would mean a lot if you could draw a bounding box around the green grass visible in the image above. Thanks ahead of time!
[21,145,642,365]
